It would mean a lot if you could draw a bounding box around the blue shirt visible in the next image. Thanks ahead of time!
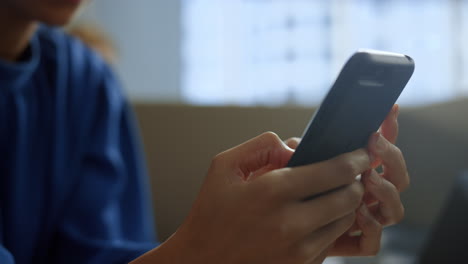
[0,26,158,263]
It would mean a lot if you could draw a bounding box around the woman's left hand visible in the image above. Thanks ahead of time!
[285,104,409,257]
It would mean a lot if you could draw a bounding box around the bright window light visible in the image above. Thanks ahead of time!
[182,0,468,106]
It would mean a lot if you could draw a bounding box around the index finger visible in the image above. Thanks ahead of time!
[371,133,409,191]
[329,204,383,256]
[215,132,294,182]
[268,148,372,200]
[380,104,399,144]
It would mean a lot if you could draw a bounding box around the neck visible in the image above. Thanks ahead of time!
[0,6,37,62]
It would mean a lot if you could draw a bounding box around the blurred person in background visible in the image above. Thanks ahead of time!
[0,0,409,264]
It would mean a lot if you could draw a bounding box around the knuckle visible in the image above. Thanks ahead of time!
[276,213,301,242]
[258,170,286,200]
[290,137,301,143]
[341,157,358,173]
[285,137,301,148]
[210,152,226,168]
[295,243,318,263]
[367,243,381,256]
[336,157,360,179]
[345,183,365,209]
[260,131,283,146]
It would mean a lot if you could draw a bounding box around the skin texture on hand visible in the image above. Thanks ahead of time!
[132,132,373,264]
[288,104,409,257]
[0,0,408,261]
[332,105,408,257]
[132,105,409,264]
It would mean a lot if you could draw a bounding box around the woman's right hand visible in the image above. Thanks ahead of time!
[132,132,372,264]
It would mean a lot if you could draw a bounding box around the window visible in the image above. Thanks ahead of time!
[182,0,468,106]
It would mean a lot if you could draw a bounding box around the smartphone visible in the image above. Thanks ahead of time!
[287,49,415,167]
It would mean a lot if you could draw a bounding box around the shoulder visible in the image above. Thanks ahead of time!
[36,25,110,80]
[36,25,125,110]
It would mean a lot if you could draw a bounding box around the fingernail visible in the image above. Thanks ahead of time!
[355,173,362,181]
[349,230,363,237]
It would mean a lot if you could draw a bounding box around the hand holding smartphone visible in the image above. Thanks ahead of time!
[287,49,415,167]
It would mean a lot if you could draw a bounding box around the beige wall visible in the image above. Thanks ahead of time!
[134,99,468,241]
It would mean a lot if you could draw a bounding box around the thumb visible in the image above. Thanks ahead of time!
[218,132,294,181]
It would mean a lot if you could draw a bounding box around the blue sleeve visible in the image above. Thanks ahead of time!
[0,247,14,264]
[51,67,158,263]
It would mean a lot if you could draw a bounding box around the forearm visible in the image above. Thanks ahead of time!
[130,231,200,264]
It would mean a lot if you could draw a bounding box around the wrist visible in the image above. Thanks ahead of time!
[130,228,205,264]
[129,232,182,264]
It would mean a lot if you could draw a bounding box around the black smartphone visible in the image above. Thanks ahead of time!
[287,50,415,167]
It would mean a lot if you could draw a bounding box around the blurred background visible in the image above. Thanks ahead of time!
[73,0,468,263]
[76,0,468,106]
